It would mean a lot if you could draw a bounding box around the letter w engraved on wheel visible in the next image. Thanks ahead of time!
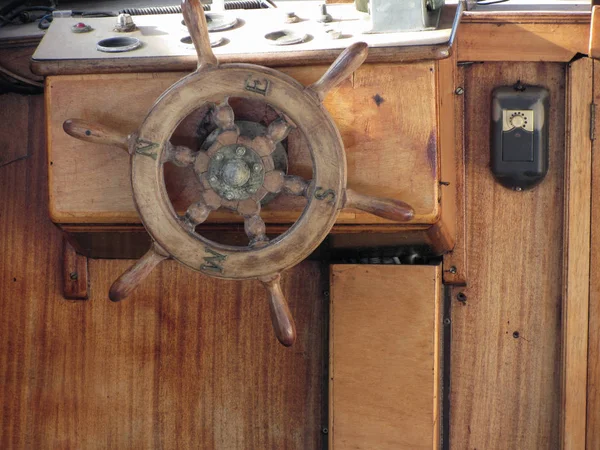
[201,248,226,273]
[62,0,414,347]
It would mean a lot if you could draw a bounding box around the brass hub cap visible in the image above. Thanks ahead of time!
[207,144,265,201]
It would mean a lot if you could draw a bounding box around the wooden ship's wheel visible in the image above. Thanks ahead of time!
[63,0,414,346]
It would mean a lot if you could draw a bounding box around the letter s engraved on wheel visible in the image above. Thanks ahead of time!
[314,187,336,203]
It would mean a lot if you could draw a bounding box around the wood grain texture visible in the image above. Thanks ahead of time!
[0,96,328,449]
[441,60,466,284]
[47,63,439,227]
[0,94,29,166]
[329,265,441,450]
[561,57,592,450]
[32,45,452,76]
[457,23,589,62]
[62,238,89,300]
[450,62,565,450]
[587,59,600,450]
[589,6,600,59]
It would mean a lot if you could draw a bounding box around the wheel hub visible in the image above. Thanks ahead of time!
[207,144,265,200]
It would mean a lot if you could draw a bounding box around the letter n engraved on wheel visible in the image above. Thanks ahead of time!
[314,187,336,203]
[244,76,270,96]
[201,247,227,273]
[135,138,159,160]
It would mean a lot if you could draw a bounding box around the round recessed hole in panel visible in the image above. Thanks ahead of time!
[264,30,308,46]
[180,35,228,47]
[96,36,141,53]
[181,13,238,32]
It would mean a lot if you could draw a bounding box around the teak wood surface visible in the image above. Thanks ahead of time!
[47,63,440,228]
[329,264,441,450]
[449,62,565,449]
[587,59,600,450]
[561,57,593,450]
[0,96,328,449]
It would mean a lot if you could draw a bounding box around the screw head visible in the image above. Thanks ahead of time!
[225,192,234,200]
[210,176,217,183]
[253,164,262,172]
[455,87,464,95]
[215,153,224,161]
[235,146,246,156]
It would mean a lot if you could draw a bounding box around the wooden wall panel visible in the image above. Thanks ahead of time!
[0,96,327,449]
[329,265,442,450]
[46,63,439,227]
[561,57,593,450]
[450,62,565,449]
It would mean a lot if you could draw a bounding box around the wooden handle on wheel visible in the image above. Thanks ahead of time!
[307,42,368,102]
[260,274,297,347]
[343,188,414,222]
[109,242,169,302]
[182,0,218,70]
[63,119,130,151]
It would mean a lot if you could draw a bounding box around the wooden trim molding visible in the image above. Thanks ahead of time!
[587,58,600,450]
[561,56,593,450]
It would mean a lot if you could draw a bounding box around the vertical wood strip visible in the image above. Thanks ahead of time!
[562,57,593,450]
[442,61,467,285]
[587,59,600,450]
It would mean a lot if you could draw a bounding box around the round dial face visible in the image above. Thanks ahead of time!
[509,112,527,129]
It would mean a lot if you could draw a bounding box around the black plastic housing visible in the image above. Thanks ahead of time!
[491,85,550,190]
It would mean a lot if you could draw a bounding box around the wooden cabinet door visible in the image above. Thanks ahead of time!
[329,265,442,450]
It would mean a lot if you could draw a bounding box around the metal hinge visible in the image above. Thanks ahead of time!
[591,103,596,141]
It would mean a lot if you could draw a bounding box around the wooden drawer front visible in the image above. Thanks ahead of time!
[330,265,441,449]
[47,62,439,227]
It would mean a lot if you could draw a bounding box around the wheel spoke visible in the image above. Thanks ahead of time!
[182,200,213,231]
[164,142,195,167]
[212,100,236,130]
[282,175,310,198]
[244,214,269,247]
[267,117,294,145]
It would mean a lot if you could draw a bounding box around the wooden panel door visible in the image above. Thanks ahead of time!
[329,265,442,450]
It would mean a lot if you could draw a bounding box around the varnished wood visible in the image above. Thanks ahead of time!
[47,64,441,229]
[0,95,328,447]
[462,11,592,25]
[342,188,414,222]
[0,94,29,166]
[440,56,466,283]
[62,237,89,300]
[587,58,600,450]
[329,265,441,449]
[63,119,130,152]
[181,0,218,70]
[590,6,600,59]
[457,23,589,62]
[108,242,170,302]
[307,42,368,102]
[31,45,453,77]
[561,57,592,450]
[450,62,565,449]
[260,273,297,347]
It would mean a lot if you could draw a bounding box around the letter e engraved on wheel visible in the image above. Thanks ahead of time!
[244,76,270,96]
[314,187,336,203]
[200,247,227,273]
